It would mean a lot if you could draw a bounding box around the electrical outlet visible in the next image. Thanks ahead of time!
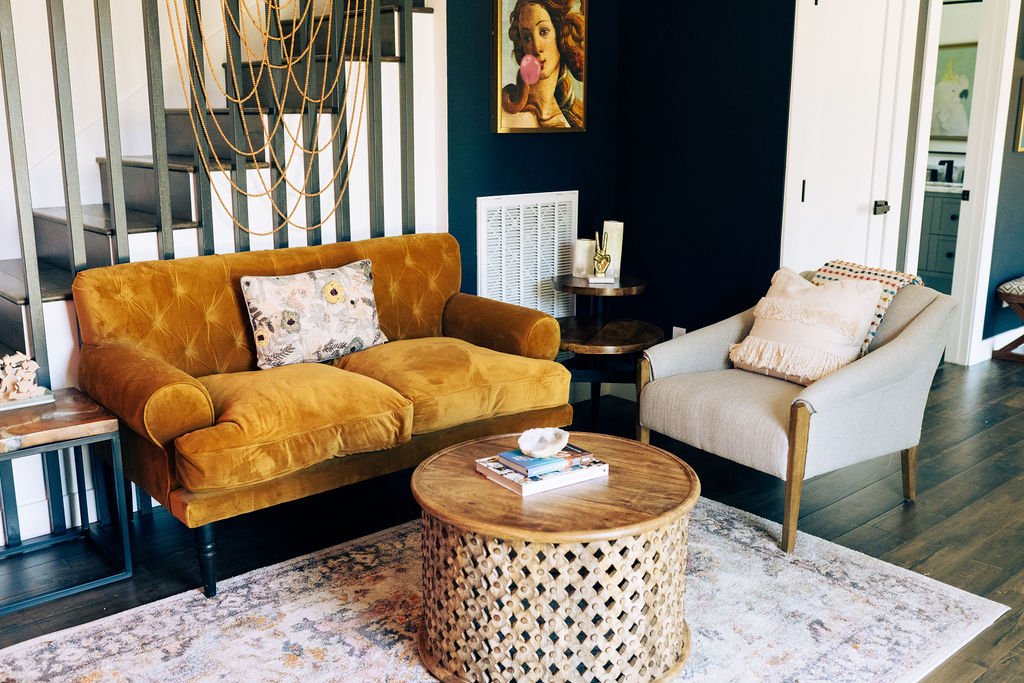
[672,327,687,339]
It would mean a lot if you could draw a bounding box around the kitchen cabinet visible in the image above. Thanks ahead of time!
[916,190,961,294]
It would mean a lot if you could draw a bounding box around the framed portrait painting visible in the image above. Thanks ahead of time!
[931,43,977,141]
[494,0,587,133]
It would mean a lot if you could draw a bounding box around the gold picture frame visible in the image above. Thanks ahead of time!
[494,0,587,133]
[1017,77,1024,152]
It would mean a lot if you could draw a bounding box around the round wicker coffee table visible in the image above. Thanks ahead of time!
[411,432,701,682]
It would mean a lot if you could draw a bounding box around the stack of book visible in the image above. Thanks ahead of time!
[475,443,609,496]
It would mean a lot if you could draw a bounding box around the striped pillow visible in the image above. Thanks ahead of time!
[812,260,923,355]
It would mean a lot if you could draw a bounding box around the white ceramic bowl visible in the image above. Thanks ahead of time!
[517,428,570,458]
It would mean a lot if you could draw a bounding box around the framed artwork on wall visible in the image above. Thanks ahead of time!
[494,0,587,133]
[931,42,977,141]
[1017,77,1024,152]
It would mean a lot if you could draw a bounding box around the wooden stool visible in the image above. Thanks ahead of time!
[993,276,1024,362]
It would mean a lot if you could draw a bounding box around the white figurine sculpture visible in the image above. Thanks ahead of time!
[0,352,46,401]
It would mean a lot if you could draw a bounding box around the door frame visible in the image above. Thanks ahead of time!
[903,0,1022,365]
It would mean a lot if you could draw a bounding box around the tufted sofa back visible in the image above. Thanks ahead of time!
[72,233,462,378]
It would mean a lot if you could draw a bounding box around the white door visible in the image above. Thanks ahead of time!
[780,0,922,272]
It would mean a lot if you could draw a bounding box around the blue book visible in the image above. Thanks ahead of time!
[497,445,594,476]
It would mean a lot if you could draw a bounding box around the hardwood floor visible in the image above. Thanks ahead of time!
[2,360,1023,680]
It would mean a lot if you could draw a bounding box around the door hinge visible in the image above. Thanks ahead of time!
[961,189,970,201]
[873,200,891,215]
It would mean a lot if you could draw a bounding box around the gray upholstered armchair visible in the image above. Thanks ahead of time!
[637,284,958,552]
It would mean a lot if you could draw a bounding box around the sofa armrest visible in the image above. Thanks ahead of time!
[442,293,560,360]
[644,306,756,380]
[795,295,958,414]
[79,343,215,449]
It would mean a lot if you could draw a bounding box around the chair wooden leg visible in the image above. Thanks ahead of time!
[901,446,917,502]
[636,355,652,444]
[637,425,650,444]
[782,403,812,553]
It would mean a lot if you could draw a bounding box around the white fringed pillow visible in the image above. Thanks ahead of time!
[729,268,884,385]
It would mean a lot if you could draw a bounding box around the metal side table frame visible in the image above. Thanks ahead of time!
[0,430,132,615]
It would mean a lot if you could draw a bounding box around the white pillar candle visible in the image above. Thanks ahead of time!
[573,239,596,277]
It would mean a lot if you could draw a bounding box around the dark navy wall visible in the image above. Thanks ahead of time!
[612,2,795,332]
[446,2,793,328]
[446,0,620,294]
[984,3,1024,338]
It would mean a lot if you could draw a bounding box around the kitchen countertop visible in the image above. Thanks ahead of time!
[925,181,963,195]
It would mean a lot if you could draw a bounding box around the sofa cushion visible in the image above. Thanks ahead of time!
[332,337,571,434]
[240,260,387,369]
[174,363,412,491]
[640,368,803,480]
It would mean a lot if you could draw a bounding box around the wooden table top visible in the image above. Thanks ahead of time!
[552,274,647,297]
[411,432,700,543]
[558,316,665,354]
[0,388,118,455]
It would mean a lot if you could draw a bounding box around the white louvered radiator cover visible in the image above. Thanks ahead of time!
[476,190,577,318]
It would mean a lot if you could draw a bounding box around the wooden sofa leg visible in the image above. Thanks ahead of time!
[901,446,918,502]
[636,355,652,444]
[194,524,217,598]
[782,403,811,553]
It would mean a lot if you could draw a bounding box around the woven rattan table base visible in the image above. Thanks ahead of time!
[418,512,692,682]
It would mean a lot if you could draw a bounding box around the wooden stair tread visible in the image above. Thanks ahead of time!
[0,259,74,305]
[96,155,271,172]
[33,204,198,235]
[224,54,400,66]
[278,3,433,20]
[164,107,267,116]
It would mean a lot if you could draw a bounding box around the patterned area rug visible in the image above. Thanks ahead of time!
[0,498,1007,682]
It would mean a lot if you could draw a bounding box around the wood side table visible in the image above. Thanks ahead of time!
[412,432,701,682]
[553,275,665,425]
[0,388,132,615]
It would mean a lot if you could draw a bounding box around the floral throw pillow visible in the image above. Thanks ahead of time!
[241,260,387,369]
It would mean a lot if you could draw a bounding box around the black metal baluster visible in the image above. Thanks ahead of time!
[331,0,351,241]
[141,0,175,259]
[186,0,215,255]
[226,0,250,251]
[302,0,322,245]
[109,435,132,571]
[94,0,130,263]
[398,0,415,234]
[0,458,20,547]
[0,0,49,386]
[73,446,89,529]
[46,0,86,272]
[366,0,385,236]
[42,450,66,534]
[89,446,112,527]
[268,3,289,249]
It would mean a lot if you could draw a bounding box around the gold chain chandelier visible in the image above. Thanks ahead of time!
[164,0,374,235]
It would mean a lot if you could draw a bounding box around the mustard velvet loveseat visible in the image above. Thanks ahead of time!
[72,233,572,596]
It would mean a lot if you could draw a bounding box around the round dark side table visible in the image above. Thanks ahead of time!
[553,275,664,427]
